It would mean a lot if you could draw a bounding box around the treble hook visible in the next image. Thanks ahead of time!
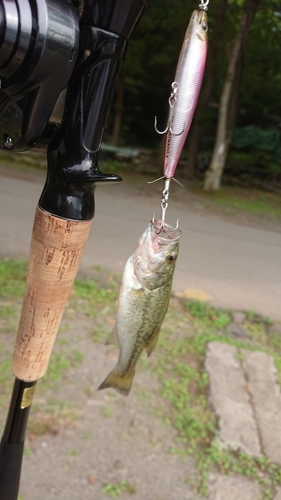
[148,176,185,187]
[154,116,185,136]
[154,81,185,136]
[154,116,169,135]
[150,178,179,232]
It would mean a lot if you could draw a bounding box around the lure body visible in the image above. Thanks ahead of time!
[164,9,208,179]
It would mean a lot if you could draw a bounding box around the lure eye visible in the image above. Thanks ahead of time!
[201,21,208,32]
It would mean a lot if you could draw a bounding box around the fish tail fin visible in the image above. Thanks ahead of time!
[98,369,135,397]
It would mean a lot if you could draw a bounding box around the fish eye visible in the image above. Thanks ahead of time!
[201,21,208,32]
[167,254,176,263]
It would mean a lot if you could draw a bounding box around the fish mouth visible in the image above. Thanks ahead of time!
[152,219,182,245]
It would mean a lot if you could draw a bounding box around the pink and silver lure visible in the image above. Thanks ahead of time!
[160,9,208,179]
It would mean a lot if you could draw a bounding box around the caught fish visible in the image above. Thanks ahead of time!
[156,9,208,179]
[98,219,181,396]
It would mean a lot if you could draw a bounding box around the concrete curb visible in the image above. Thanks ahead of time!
[208,473,262,500]
[205,341,281,465]
[205,341,261,456]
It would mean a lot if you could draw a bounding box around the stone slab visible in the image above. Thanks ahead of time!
[274,487,281,500]
[227,322,251,339]
[242,350,281,465]
[232,311,246,324]
[208,473,262,500]
[205,341,261,456]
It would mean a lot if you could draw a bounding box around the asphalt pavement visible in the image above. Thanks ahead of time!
[0,167,280,320]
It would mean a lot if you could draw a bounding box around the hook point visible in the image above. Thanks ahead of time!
[154,116,169,135]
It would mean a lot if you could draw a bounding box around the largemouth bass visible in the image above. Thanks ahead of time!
[98,219,181,396]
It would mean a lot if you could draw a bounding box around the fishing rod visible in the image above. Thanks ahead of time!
[0,1,146,498]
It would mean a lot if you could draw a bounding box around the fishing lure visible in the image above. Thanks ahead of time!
[153,0,208,226]
[156,1,208,180]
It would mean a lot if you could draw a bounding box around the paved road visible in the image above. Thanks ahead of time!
[0,168,280,320]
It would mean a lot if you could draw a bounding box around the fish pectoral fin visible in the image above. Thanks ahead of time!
[98,369,135,397]
[145,331,160,357]
[105,325,119,346]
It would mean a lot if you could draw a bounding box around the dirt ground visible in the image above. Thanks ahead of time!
[0,160,280,234]
[0,302,203,500]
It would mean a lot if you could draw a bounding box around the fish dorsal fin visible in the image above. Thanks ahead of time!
[105,325,119,346]
[145,331,160,357]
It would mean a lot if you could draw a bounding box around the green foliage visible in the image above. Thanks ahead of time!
[219,196,280,216]
[69,449,79,457]
[0,305,17,318]
[101,480,136,497]
[23,445,31,456]
[183,300,231,330]
[241,4,281,120]
[187,300,208,318]
[101,405,114,418]
[45,353,72,382]
[43,348,85,386]
[104,0,281,161]
[197,185,281,219]
[0,358,13,405]
[196,445,281,496]
[226,149,281,183]
[74,277,119,308]
[99,159,131,174]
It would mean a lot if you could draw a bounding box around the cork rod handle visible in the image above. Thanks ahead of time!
[12,206,92,381]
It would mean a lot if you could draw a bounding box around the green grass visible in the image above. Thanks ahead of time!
[0,259,27,298]
[194,185,281,219]
[101,405,114,418]
[0,358,13,408]
[213,193,281,217]
[101,480,136,497]
[73,275,119,316]
[0,151,46,171]
[0,304,17,318]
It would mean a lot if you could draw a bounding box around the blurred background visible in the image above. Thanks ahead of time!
[100,0,281,192]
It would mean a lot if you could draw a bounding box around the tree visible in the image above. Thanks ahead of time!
[203,0,259,191]
[107,0,189,147]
